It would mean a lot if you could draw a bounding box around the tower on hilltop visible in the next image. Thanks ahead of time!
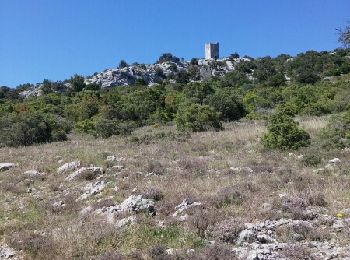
[205,42,219,60]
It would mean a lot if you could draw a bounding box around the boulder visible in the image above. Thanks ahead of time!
[57,161,80,174]
[118,195,155,214]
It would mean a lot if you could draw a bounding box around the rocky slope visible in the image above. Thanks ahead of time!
[0,119,349,259]
[18,57,250,98]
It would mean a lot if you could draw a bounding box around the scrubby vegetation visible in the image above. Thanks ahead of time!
[1,45,350,258]
[1,48,350,149]
[261,112,310,150]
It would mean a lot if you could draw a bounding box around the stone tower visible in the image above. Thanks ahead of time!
[205,42,219,60]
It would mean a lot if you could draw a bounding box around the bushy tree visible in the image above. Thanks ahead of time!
[261,112,310,150]
[320,110,350,148]
[157,53,180,64]
[118,60,129,69]
[337,22,350,48]
[206,89,245,121]
[69,74,86,92]
[175,103,222,132]
[0,112,70,147]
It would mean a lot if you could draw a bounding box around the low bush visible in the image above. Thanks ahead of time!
[319,110,350,148]
[175,103,222,132]
[261,112,310,150]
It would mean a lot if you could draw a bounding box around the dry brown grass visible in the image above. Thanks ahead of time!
[0,116,350,258]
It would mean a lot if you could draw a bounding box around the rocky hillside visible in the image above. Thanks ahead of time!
[1,118,350,259]
[17,56,250,98]
[84,57,248,88]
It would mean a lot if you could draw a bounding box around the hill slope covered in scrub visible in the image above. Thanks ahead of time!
[1,48,350,259]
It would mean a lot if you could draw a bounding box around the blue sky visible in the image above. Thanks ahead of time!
[0,0,349,87]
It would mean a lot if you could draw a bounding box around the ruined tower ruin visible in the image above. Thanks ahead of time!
[205,42,219,60]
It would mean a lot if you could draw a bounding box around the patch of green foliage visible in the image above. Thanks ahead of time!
[0,111,70,147]
[0,49,350,146]
[262,112,310,150]
[175,103,222,132]
[320,110,350,148]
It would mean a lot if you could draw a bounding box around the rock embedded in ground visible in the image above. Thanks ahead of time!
[65,166,103,181]
[328,158,341,164]
[95,195,156,224]
[79,180,105,200]
[23,170,45,178]
[0,244,18,259]
[0,163,16,171]
[57,161,80,174]
[173,199,202,217]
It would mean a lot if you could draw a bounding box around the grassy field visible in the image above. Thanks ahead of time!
[1,116,350,259]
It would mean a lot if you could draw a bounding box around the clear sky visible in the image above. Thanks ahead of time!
[0,0,349,87]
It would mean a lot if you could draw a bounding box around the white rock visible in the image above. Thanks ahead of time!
[106,155,116,162]
[79,180,105,200]
[0,244,17,259]
[329,158,341,164]
[65,166,103,181]
[23,170,44,177]
[173,199,202,217]
[115,216,136,228]
[0,163,16,171]
[57,161,80,174]
[118,195,155,214]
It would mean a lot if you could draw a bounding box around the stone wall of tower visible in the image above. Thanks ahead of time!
[205,43,219,59]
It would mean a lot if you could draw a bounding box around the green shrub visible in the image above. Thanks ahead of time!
[206,89,245,121]
[319,110,350,148]
[0,112,70,147]
[262,112,310,150]
[94,119,138,138]
[175,103,222,132]
[301,154,322,167]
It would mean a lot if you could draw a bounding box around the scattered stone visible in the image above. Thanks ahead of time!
[329,158,341,164]
[79,180,105,200]
[57,161,80,174]
[115,215,136,228]
[52,201,65,213]
[23,170,45,178]
[118,195,155,214]
[106,155,117,162]
[0,244,18,259]
[0,163,16,171]
[95,195,156,224]
[173,199,202,217]
[65,167,103,181]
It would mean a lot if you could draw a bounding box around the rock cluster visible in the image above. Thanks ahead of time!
[19,57,251,97]
[233,212,350,259]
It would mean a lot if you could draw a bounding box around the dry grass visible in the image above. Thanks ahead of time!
[0,116,349,258]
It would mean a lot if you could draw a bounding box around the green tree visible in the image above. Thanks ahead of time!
[70,74,86,92]
[261,112,310,150]
[337,22,350,48]
[206,89,245,121]
[175,103,222,132]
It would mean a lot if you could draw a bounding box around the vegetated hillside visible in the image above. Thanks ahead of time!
[1,118,350,259]
[1,48,350,259]
[1,48,350,146]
